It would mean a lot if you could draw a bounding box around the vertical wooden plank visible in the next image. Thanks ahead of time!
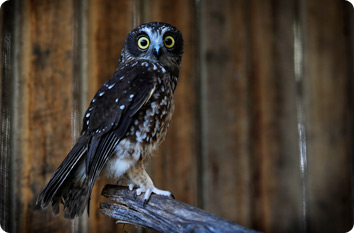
[85,1,138,232]
[143,0,199,207]
[86,0,137,99]
[15,0,74,232]
[72,1,89,232]
[302,0,353,232]
[200,0,253,227]
[201,0,304,231]
[249,1,303,232]
[0,1,15,232]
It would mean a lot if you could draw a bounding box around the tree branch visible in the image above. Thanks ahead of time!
[100,185,260,233]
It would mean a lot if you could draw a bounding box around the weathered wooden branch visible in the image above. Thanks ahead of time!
[100,185,260,233]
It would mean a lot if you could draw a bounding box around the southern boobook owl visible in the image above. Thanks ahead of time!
[37,22,183,219]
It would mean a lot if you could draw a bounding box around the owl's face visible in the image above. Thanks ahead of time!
[121,22,183,72]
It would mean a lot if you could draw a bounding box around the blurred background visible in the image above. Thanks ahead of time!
[0,0,353,233]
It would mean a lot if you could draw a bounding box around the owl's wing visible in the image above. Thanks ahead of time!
[82,60,165,198]
[82,63,159,136]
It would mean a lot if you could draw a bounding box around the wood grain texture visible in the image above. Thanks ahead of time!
[249,0,303,232]
[100,185,260,233]
[0,1,15,232]
[200,0,253,227]
[15,0,74,232]
[302,0,353,232]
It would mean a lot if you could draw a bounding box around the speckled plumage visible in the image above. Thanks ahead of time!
[37,22,183,219]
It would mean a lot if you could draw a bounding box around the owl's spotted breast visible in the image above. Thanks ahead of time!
[125,71,176,153]
[104,63,177,181]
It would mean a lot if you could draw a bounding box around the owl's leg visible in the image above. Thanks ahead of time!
[126,159,174,203]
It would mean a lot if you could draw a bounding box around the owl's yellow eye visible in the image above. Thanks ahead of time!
[164,36,175,49]
[138,36,150,50]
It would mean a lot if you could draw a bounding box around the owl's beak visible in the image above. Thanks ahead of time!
[153,46,163,60]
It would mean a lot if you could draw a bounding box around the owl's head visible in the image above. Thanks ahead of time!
[121,22,183,73]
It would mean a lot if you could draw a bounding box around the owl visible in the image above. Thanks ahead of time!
[37,22,183,219]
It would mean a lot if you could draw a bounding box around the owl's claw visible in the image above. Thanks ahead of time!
[134,186,173,205]
[128,183,135,191]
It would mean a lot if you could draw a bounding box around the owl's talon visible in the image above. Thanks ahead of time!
[136,188,143,196]
[143,198,148,207]
[143,188,153,201]
[133,186,173,205]
[128,183,134,191]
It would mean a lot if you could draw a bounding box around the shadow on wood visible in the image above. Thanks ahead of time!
[100,185,260,233]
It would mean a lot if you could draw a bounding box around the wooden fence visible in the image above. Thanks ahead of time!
[0,0,353,233]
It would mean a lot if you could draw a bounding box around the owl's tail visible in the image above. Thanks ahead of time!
[36,138,90,219]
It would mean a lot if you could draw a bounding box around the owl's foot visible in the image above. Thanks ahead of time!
[128,183,135,191]
[126,159,174,204]
[135,186,174,204]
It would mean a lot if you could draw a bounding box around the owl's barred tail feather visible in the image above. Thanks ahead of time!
[36,137,90,219]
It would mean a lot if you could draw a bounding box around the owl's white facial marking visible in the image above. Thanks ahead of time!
[143,27,169,48]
